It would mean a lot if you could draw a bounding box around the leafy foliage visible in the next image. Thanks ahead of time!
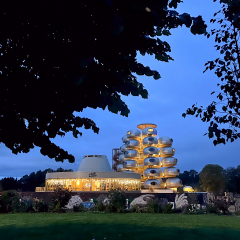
[179,169,202,191]
[108,189,126,213]
[51,186,71,212]
[0,0,206,162]
[33,199,48,212]
[0,190,20,213]
[199,164,226,196]
[183,0,240,145]
[225,165,240,193]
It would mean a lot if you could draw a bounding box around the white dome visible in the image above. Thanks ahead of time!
[78,155,112,172]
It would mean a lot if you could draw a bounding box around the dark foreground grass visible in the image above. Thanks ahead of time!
[0,213,240,240]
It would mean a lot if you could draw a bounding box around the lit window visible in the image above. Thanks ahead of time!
[148,128,153,132]
[127,131,131,134]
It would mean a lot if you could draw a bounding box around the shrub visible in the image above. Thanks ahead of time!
[206,204,219,214]
[162,203,173,213]
[0,190,20,213]
[33,199,48,212]
[214,199,229,215]
[95,201,106,212]
[108,189,126,213]
[182,204,205,215]
[130,205,149,213]
[51,186,71,212]
[146,199,162,213]
[19,196,34,213]
[72,204,86,212]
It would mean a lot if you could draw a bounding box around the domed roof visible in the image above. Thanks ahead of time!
[77,155,112,172]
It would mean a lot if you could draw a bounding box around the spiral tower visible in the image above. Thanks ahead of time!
[114,123,182,191]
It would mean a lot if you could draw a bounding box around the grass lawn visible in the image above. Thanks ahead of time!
[0,212,240,240]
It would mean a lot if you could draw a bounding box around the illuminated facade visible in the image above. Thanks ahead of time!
[113,123,183,192]
[42,155,141,192]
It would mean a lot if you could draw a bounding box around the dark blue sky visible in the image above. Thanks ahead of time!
[0,0,239,179]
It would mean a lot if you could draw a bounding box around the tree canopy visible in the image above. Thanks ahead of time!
[183,0,240,145]
[0,0,206,162]
[199,164,226,195]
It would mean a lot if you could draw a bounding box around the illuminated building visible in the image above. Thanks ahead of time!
[112,123,183,192]
[39,155,141,192]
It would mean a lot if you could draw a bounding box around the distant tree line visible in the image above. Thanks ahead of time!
[0,168,73,192]
[179,165,240,195]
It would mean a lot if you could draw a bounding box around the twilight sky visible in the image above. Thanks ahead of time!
[0,0,239,179]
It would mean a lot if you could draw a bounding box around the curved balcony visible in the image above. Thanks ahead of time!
[126,129,142,139]
[143,157,160,167]
[124,149,140,159]
[122,135,130,143]
[120,144,127,152]
[142,127,157,137]
[125,139,140,149]
[142,136,158,146]
[144,179,162,189]
[165,178,182,188]
[163,167,180,178]
[161,157,178,167]
[117,164,125,172]
[144,168,161,178]
[159,147,175,157]
[143,147,159,156]
[158,137,173,148]
[123,160,138,169]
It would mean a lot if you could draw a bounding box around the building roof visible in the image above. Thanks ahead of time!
[77,155,112,172]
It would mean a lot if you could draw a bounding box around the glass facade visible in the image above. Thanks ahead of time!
[46,178,141,191]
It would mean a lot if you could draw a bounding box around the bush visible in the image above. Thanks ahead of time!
[33,199,48,212]
[95,201,106,212]
[182,204,205,215]
[19,196,34,213]
[162,203,173,213]
[51,186,71,212]
[108,189,126,213]
[0,190,20,213]
[129,205,149,213]
[206,204,219,214]
[146,199,162,213]
[73,204,86,212]
[214,199,229,215]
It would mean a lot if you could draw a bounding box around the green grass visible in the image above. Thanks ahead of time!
[0,213,240,240]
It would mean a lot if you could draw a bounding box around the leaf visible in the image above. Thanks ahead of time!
[222,106,227,112]
[153,71,161,80]
[180,13,192,27]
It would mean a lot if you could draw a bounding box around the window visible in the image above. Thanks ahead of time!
[151,182,156,185]
[127,131,131,134]
[126,141,130,145]
[149,158,155,163]
[124,151,128,155]
[150,170,156,174]
[149,147,155,152]
[148,137,154,141]
[148,128,153,132]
